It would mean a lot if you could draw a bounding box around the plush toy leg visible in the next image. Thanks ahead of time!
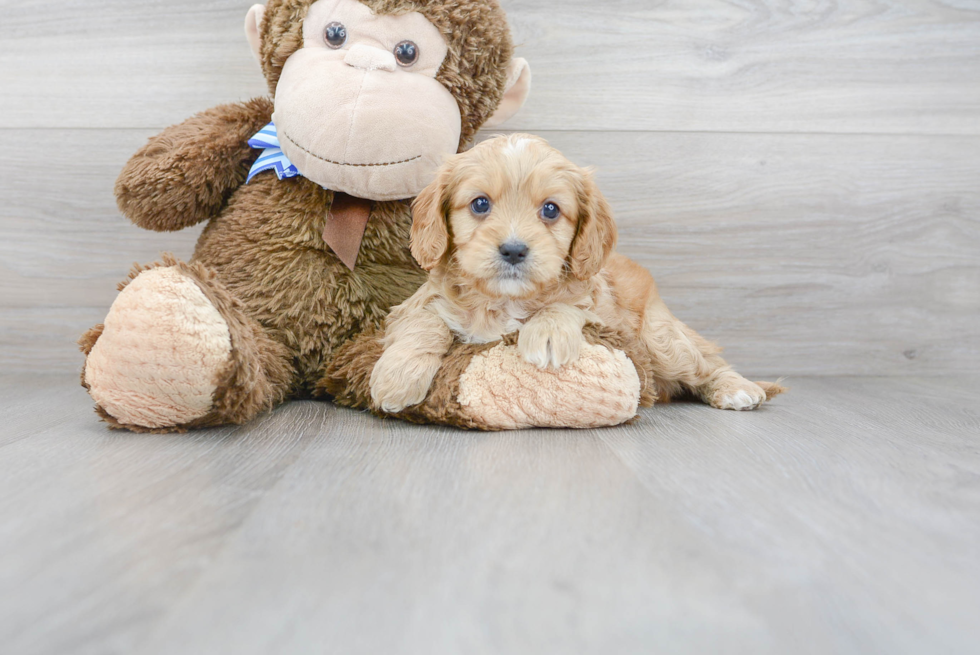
[321,325,657,430]
[80,256,292,433]
[453,339,645,429]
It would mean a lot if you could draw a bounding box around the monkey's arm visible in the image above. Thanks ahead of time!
[115,97,274,232]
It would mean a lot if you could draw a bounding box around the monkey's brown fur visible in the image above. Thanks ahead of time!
[321,324,661,429]
[82,0,638,431]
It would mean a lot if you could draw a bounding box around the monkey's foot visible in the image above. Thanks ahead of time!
[456,342,639,429]
[322,324,657,430]
[80,258,291,432]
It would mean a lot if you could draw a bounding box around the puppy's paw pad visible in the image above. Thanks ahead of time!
[518,326,583,369]
[375,386,428,414]
[521,347,551,370]
[370,353,437,414]
[709,378,767,411]
[547,332,583,368]
[715,389,763,411]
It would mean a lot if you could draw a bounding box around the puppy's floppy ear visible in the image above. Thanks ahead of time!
[569,168,617,280]
[411,165,453,271]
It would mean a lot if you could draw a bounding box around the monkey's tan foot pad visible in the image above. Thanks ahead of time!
[323,324,657,431]
[456,343,641,429]
[83,266,232,430]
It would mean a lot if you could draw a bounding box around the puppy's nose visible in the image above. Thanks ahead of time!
[499,241,529,266]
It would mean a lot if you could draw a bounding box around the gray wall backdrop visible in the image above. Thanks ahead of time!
[1,0,978,378]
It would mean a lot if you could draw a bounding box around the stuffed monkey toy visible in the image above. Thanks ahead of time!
[79,0,650,431]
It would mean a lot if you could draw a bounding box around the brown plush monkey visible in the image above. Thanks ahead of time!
[79,0,647,432]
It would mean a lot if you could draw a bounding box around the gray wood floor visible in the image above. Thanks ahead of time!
[2,375,978,654]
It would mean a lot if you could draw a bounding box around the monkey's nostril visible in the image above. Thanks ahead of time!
[499,241,529,266]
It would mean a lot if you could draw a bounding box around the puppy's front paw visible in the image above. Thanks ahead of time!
[370,351,440,413]
[707,375,767,411]
[518,321,584,369]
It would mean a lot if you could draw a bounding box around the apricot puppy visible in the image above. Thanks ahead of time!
[370,134,780,414]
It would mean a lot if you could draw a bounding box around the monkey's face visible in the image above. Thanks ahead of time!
[263,0,462,201]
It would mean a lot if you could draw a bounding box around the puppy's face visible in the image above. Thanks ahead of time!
[412,134,616,298]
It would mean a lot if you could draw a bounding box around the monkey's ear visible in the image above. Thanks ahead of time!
[569,169,617,281]
[411,168,453,271]
[483,58,532,129]
[245,4,266,65]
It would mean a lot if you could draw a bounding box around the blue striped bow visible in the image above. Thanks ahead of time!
[247,122,300,183]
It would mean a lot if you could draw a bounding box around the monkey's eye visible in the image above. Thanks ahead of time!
[541,202,561,221]
[394,41,420,67]
[470,197,492,215]
[324,22,347,49]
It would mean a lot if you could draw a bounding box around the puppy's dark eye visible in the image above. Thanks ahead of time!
[394,41,419,67]
[541,202,561,221]
[324,22,347,49]
[470,196,492,215]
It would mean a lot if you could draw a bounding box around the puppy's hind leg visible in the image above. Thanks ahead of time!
[640,299,783,410]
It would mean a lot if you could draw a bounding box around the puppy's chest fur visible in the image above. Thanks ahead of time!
[428,275,615,345]
[431,295,531,344]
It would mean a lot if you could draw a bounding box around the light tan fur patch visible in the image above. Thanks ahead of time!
[458,341,641,429]
[84,267,232,428]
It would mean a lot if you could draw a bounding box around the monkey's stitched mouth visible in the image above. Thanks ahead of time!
[282,131,422,168]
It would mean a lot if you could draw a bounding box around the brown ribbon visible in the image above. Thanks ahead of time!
[324,192,373,270]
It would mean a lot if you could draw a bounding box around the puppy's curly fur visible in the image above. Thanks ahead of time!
[370,134,785,414]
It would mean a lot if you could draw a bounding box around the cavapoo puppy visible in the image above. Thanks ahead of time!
[370,134,782,414]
